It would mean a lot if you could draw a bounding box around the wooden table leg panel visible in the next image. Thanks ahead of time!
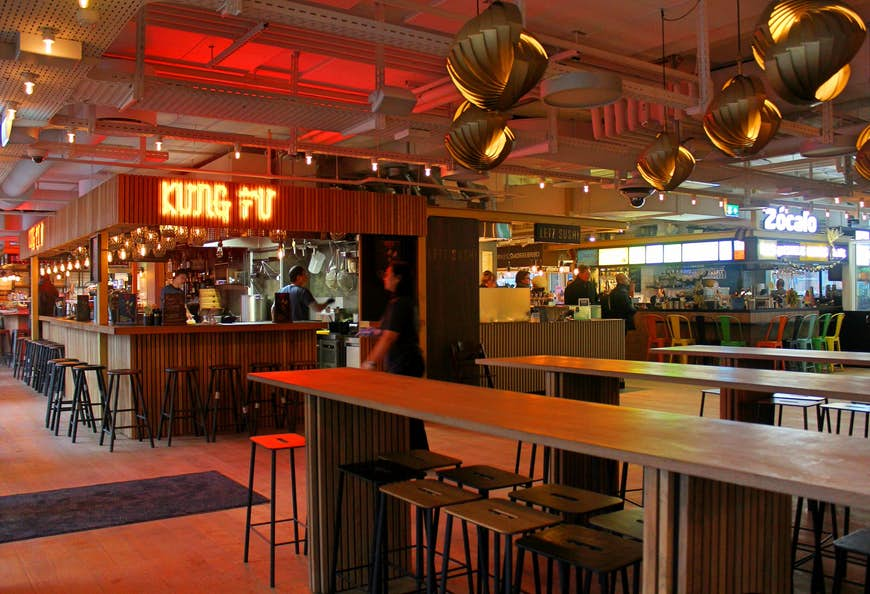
[644,469,791,594]
[305,395,411,593]
[720,388,775,424]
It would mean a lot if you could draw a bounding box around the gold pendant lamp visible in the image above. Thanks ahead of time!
[636,10,695,192]
[444,102,515,172]
[446,1,548,112]
[752,0,867,105]
[856,124,870,181]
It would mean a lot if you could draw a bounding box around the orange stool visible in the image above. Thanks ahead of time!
[756,315,789,369]
[244,433,307,588]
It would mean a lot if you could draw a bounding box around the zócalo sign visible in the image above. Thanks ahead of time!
[762,206,818,234]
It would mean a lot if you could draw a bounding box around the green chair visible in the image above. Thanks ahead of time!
[717,315,746,347]
[810,313,833,372]
[791,314,818,371]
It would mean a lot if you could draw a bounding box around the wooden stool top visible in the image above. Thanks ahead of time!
[251,433,306,451]
[165,366,197,373]
[834,528,870,556]
[108,368,142,376]
[517,524,642,573]
[209,363,241,371]
[380,479,481,510]
[73,364,105,371]
[378,449,461,472]
[509,484,624,517]
[588,508,644,541]
[55,360,81,368]
[437,464,531,493]
[443,498,560,535]
[250,362,280,372]
[338,460,424,486]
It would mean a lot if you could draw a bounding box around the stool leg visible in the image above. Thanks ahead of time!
[100,374,116,448]
[290,448,301,555]
[415,507,424,591]
[370,491,388,594]
[424,508,437,594]
[244,442,256,563]
[270,448,277,588]
[438,516,454,594]
[503,535,513,594]
[157,374,171,441]
[831,546,846,594]
[329,472,345,594]
[557,561,568,594]
[133,373,155,448]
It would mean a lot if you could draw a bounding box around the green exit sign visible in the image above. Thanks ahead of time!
[724,203,740,217]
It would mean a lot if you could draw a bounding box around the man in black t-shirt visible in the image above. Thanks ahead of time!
[275,265,333,321]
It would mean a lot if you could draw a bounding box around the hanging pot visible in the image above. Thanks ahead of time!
[324,244,339,290]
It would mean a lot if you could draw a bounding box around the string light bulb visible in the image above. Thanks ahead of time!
[719,199,724,208]
[107,252,113,263]
[539,179,546,190]
[84,256,90,268]
[39,265,45,276]
[658,192,665,201]
[588,234,596,242]
[118,248,127,260]
[67,129,76,144]
[233,144,240,159]
[583,182,589,193]
[835,196,841,204]
[277,243,285,259]
[825,209,830,218]
[155,136,163,151]
[216,241,224,259]
[691,196,697,206]
[53,263,59,274]
[861,200,866,209]
[371,159,378,172]
[40,27,56,54]
[305,152,312,165]
[424,164,431,177]
[22,72,37,95]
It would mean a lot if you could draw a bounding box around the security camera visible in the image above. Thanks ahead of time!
[618,180,655,208]
[629,195,646,208]
[27,147,47,164]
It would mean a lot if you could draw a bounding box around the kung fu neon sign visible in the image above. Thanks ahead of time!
[160,180,275,224]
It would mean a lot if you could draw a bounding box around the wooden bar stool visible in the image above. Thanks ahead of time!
[244,362,280,435]
[378,450,462,474]
[47,360,82,434]
[589,508,645,541]
[68,364,108,443]
[11,331,29,377]
[516,524,642,594]
[244,433,307,588]
[439,498,560,594]
[205,363,243,441]
[157,366,207,446]
[43,358,77,428]
[375,479,480,594]
[101,369,155,452]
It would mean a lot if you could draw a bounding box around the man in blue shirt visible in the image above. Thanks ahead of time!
[275,265,333,321]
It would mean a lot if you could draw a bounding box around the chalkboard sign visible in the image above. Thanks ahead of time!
[272,292,292,323]
[110,292,138,325]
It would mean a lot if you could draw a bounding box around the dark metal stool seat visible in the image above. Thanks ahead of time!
[245,362,281,435]
[437,464,532,496]
[378,450,462,473]
[832,528,870,594]
[205,363,243,441]
[244,433,307,588]
[11,331,30,376]
[0,328,13,366]
[101,369,155,452]
[375,479,481,594]
[440,498,560,594]
[47,360,82,433]
[509,484,624,522]
[158,366,207,446]
[329,460,425,594]
[516,524,643,594]
[69,364,107,443]
[43,358,77,428]
[588,508,645,541]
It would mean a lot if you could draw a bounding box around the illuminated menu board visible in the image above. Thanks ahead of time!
[628,246,646,264]
[682,241,719,262]
[663,244,681,263]
[719,240,733,261]
[599,247,629,266]
[645,244,664,263]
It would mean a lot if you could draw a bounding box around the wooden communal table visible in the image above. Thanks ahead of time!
[652,344,870,368]
[248,367,870,594]
[477,355,870,424]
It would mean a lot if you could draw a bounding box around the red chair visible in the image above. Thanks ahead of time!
[756,315,788,370]
[644,314,669,362]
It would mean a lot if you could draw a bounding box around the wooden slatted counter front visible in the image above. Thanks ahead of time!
[41,317,324,436]
[248,367,869,594]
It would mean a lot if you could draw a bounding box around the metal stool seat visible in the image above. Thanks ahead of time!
[588,508,645,541]
[158,366,207,446]
[244,433,307,588]
[821,401,870,438]
[378,450,462,473]
[759,392,827,430]
[101,369,155,451]
[68,364,107,443]
[509,484,624,522]
[832,528,870,594]
[516,524,642,594]
[45,359,80,431]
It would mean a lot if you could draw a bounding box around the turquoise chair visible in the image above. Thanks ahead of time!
[791,314,818,371]
[717,315,746,347]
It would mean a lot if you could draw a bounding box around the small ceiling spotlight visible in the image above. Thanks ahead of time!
[304,152,312,165]
[371,159,378,172]
[588,234,596,242]
[825,209,830,218]
[5,101,18,119]
[835,196,841,204]
[583,182,589,193]
[67,129,76,144]
[719,199,725,208]
[861,200,866,209]
[78,0,90,8]
[424,164,431,177]
[233,144,241,159]
[539,179,546,190]
[40,27,56,54]
[691,195,697,206]
[154,136,163,151]
[658,191,665,201]
[22,72,38,95]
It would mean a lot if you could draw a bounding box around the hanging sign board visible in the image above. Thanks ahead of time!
[497,244,545,268]
[533,223,581,243]
[761,206,818,233]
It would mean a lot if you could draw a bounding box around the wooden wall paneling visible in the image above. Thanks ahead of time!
[426,216,479,381]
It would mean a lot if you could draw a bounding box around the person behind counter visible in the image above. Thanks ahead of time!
[564,264,598,305]
[160,270,188,311]
[479,270,496,288]
[274,264,334,321]
[37,274,59,316]
[772,278,786,307]
[604,273,636,332]
[362,260,428,449]
[514,269,532,288]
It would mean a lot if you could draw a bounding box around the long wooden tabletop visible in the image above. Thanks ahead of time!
[651,344,870,366]
[249,368,870,508]
[476,355,870,403]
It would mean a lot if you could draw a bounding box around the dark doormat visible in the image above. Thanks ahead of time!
[0,470,267,543]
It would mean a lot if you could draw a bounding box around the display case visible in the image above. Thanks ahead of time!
[848,241,870,311]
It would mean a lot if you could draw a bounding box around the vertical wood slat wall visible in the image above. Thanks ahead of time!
[479,320,625,393]
[305,396,410,593]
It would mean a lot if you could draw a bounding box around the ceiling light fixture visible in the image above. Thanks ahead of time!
[856,124,870,180]
[233,144,240,159]
[371,159,378,172]
[22,72,37,95]
[445,102,515,172]
[691,195,697,206]
[305,152,312,165]
[67,129,75,144]
[835,196,841,204]
[78,0,90,7]
[539,179,546,190]
[154,136,163,151]
[583,182,590,193]
[658,192,665,201]
[424,164,431,177]
[40,27,56,54]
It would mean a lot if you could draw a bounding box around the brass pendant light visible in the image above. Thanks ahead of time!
[444,102,515,172]
[856,124,870,181]
[637,132,696,191]
[446,1,548,111]
[636,10,695,192]
[752,0,867,105]
[704,0,782,158]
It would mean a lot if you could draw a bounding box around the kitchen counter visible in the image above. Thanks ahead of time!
[41,316,324,335]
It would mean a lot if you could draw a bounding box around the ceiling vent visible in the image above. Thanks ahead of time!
[369,86,418,116]
[541,70,622,109]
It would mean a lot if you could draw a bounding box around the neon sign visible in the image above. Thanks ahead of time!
[27,222,44,251]
[160,180,275,224]
[762,206,818,233]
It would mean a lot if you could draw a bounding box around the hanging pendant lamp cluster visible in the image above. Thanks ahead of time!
[752,0,866,106]
[856,125,870,181]
[444,1,548,172]
[635,10,695,193]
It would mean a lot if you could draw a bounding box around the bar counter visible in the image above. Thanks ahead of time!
[41,317,324,436]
